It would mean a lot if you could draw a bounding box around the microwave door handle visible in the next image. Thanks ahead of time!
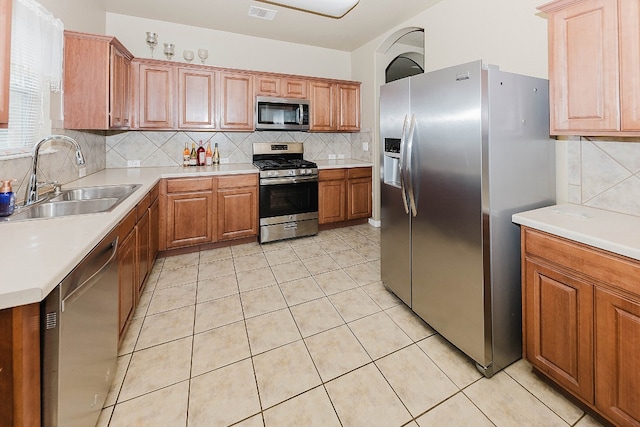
[299,104,303,124]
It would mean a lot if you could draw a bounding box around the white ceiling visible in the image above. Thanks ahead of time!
[104,0,442,52]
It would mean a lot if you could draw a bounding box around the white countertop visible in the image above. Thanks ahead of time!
[315,159,373,169]
[0,160,371,309]
[512,203,640,261]
[0,164,257,310]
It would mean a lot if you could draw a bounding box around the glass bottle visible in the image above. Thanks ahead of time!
[183,143,190,167]
[213,143,220,165]
[205,142,213,166]
[189,142,197,166]
[197,140,206,166]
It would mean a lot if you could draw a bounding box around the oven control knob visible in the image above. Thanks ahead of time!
[299,169,307,175]
[306,169,312,174]
[268,171,278,177]
[288,170,295,176]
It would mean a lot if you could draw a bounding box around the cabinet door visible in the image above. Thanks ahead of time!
[110,45,131,129]
[118,228,136,338]
[347,169,372,220]
[165,191,214,248]
[0,0,11,128]
[220,71,253,130]
[310,81,335,131]
[595,288,640,426]
[148,197,159,272]
[319,181,346,224]
[255,75,280,97]
[336,83,360,131]
[545,0,619,133]
[217,186,258,241]
[178,67,216,129]
[523,258,594,403]
[282,78,308,99]
[136,209,150,296]
[138,63,174,128]
[619,0,640,131]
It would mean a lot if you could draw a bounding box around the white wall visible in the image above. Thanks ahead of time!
[106,13,351,80]
[352,0,553,221]
[38,0,106,33]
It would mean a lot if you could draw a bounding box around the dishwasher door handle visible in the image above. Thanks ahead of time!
[61,237,118,312]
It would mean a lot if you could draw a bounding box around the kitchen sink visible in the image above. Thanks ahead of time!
[49,184,140,202]
[0,184,141,222]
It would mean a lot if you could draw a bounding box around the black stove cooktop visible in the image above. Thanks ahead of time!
[253,158,317,171]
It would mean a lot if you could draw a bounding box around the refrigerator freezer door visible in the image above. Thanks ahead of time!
[380,78,412,307]
[409,61,491,367]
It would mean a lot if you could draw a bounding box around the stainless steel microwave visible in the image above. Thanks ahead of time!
[255,96,310,131]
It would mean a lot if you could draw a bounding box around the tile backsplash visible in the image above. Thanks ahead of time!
[0,130,106,203]
[567,137,640,217]
[106,130,373,167]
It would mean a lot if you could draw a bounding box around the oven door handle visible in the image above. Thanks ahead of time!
[260,176,318,185]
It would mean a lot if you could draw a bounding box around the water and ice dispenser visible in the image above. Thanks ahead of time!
[383,138,401,187]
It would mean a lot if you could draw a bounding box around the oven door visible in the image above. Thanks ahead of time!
[259,177,318,219]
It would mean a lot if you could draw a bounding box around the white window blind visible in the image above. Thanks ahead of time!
[0,0,63,156]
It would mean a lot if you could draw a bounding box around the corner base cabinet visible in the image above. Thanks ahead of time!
[521,227,640,426]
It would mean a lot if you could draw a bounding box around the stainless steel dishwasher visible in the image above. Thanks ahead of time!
[41,228,119,427]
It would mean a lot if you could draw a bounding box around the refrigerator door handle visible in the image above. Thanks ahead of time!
[406,114,418,217]
[398,114,410,214]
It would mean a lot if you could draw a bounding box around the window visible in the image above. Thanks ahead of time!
[0,0,63,157]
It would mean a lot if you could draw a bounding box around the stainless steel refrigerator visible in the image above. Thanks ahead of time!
[380,60,555,377]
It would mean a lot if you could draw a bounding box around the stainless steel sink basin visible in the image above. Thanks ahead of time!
[49,184,140,202]
[0,184,141,222]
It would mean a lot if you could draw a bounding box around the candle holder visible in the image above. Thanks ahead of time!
[145,32,158,58]
[197,48,209,64]
[163,43,175,61]
[183,50,195,63]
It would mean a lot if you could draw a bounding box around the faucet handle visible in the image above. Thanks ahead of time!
[37,181,62,194]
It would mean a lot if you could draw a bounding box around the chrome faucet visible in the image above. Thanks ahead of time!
[25,135,86,206]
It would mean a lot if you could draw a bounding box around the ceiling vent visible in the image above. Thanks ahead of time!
[248,5,277,20]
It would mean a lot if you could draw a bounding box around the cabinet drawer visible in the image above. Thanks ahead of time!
[166,177,213,193]
[118,209,137,242]
[348,167,371,179]
[218,174,258,189]
[149,182,159,202]
[523,228,640,297]
[136,193,150,219]
[319,168,346,181]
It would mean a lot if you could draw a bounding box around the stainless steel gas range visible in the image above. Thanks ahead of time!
[253,142,319,243]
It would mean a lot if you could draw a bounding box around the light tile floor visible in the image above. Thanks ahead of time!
[98,224,604,427]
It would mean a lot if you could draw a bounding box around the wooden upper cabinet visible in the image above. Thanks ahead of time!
[178,67,216,129]
[0,0,11,128]
[336,83,360,131]
[220,71,253,130]
[135,61,175,129]
[64,31,133,130]
[310,81,335,131]
[539,0,640,135]
[110,45,131,128]
[256,75,308,99]
[619,0,640,131]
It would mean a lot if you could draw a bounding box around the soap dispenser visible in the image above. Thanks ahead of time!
[0,179,16,217]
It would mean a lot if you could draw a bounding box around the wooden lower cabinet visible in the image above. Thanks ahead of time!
[118,222,137,338]
[149,196,159,269]
[160,174,258,250]
[217,175,258,241]
[136,208,150,295]
[523,258,594,403]
[319,169,346,224]
[347,167,372,220]
[0,304,40,427]
[319,167,372,225]
[595,288,640,426]
[162,177,216,249]
[522,227,640,426]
